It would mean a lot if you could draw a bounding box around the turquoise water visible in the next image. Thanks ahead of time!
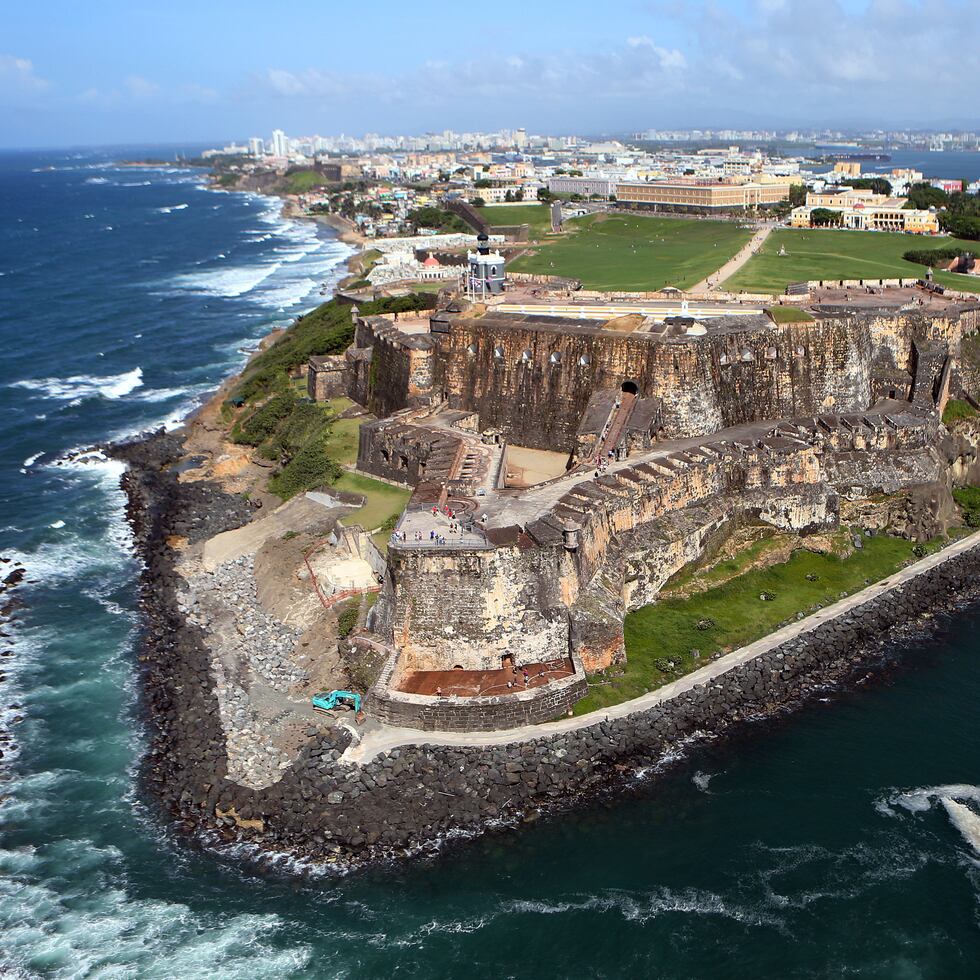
[1,148,979,978]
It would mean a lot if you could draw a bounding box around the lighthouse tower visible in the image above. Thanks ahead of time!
[466,232,506,299]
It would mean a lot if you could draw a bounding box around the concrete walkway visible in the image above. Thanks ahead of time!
[691,225,773,293]
[342,528,980,764]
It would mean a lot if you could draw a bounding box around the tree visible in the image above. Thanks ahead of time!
[842,177,893,196]
[810,207,842,227]
[514,189,524,201]
[537,188,553,202]
[788,183,808,207]
[472,197,486,207]
[904,182,949,210]
[504,189,514,202]
[943,214,980,241]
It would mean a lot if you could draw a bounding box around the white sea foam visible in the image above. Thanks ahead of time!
[692,771,717,792]
[155,203,189,214]
[23,451,44,468]
[169,262,282,298]
[48,520,65,529]
[85,176,109,185]
[260,277,318,310]
[10,368,143,401]
[940,798,980,854]
[0,850,312,980]
[883,783,980,815]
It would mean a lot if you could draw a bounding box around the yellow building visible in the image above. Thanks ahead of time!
[789,187,939,234]
[615,179,792,210]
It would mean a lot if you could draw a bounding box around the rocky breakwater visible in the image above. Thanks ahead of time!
[176,553,307,789]
[117,428,980,873]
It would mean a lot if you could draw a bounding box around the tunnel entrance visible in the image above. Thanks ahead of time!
[621,380,639,396]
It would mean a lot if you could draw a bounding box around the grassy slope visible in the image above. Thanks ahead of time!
[481,204,554,236]
[574,531,950,715]
[335,472,411,531]
[724,228,980,294]
[509,213,753,290]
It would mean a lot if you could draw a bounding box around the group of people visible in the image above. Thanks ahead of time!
[593,449,615,480]
[505,665,532,689]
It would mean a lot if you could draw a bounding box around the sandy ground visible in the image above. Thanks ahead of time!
[503,445,571,487]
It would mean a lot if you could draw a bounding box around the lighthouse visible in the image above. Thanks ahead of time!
[466,232,506,299]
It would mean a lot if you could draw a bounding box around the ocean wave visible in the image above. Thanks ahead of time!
[169,262,282,298]
[879,784,980,857]
[882,783,980,815]
[258,278,318,310]
[0,862,312,980]
[85,177,109,185]
[10,368,143,402]
[155,204,189,214]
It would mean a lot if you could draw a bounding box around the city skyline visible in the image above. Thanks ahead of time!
[3,0,980,148]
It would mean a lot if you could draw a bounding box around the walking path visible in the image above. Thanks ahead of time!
[690,224,773,293]
[341,528,980,764]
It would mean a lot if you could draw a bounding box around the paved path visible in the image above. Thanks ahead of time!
[342,528,980,764]
[691,225,773,293]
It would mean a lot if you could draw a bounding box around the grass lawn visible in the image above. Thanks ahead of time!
[481,204,554,237]
[282,169,328,194]
[766,305,814,323]
[573,530,951,715]
[724,228,980,294]
[333,471,410,532]
[509,213,753,290]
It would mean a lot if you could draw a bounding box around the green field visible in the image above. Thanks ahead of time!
[509,213,752,290]
[481,203,554,237]
[335,471,411,533]
[573,530,951,715]
[724,228,980,294]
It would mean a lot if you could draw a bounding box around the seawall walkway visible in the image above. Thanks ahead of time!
[343,527,980,764]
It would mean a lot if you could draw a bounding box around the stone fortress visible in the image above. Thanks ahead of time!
[309,268,978,733]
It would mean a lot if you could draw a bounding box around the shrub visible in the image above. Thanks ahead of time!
[943,398,978,424]
[953,485,980,527]
[337,600,359,638]
[268,438,342,500]
[902,246,963,267]
[231,393,296,445]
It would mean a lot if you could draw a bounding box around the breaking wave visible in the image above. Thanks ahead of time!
[10,368,144,401]
[877,784,980,856]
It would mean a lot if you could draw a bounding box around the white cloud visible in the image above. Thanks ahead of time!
[0,55,49,95]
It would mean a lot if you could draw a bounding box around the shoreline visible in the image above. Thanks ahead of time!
[114,416,980,874]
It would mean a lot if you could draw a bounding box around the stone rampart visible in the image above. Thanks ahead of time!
[433,311,947,450]
[365,645,589,732]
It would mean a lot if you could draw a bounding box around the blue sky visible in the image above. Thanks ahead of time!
[1,0,978,148]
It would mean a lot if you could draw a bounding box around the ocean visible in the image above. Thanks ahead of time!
[1,147,979,979]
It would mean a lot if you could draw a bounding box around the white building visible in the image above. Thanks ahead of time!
[271,129,289,158]
[248,137,264,157]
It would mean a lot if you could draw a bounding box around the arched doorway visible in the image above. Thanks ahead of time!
[621,380,639,396]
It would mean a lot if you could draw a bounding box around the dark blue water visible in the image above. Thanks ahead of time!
[807,148,980,183]
[2,148,979,978]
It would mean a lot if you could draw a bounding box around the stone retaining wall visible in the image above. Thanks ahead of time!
[366,646,588,732]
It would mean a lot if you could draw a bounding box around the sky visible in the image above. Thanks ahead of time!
[1,0,979,148]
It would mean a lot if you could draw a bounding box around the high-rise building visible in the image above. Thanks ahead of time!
[271,129,289,158]
[248,137,264,156]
